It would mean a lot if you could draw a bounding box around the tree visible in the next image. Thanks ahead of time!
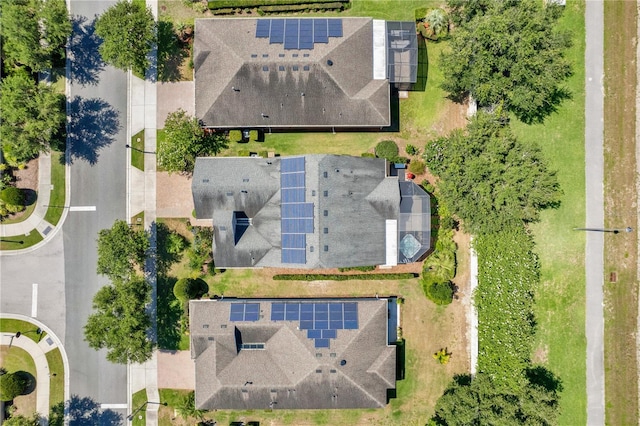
[94,0,155,75]
[440,0,572,123]
[40,0,73,63]
[175,391,205,421]
[0,0,71,72]
[424,8,449,39]
[0,372,27,401]
[2,413,41,426]
[173,278,208,302]
[423,111,561,235]
[0,187,25,207]
[0,71,66,164]
[96,220,150,281]
[84,276,154,364]
[374,140,399,161]
[158,109,228,173]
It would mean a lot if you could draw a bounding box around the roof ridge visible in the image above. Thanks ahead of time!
[366,346,396,388]
[335,369,385,407]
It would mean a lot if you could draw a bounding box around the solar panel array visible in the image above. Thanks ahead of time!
[280,158,314,264]
[271,302,358,348]
[255,19,343,50]
[229,303,260,322]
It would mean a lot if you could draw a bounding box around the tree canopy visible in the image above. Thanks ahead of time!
[441,0,572,123]
[423,111,561,235]
[158,109,228,173]
[0,0,71,72]
[84,275,153,364]
[2,413,42,426]
[94,0,155,75]
[0,372,27,401]
[0,71,66,164]
[96,219,149,281]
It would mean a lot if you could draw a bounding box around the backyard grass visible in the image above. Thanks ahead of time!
[510,1,586,423]
[45,348,64,408]
[43,151,66,226]
[0,346,37,416]
[0,231,43,251]
[131,130,145,171]
[602,1,639,424]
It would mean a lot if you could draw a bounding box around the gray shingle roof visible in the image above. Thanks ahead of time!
[190,298,396,410]
[194,18,390,128]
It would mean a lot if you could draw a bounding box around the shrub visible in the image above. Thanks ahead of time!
[237,149,250,157]
[249,130,259,141]
[228,130,242,143]
[420,179,435,194]
[405,144,419,156]
[0,187,24,207]
[361,152,375,158]
[424,279,454,305]
[258,150,268,158]
[408,160,426,175]
[338,265,376,272]
[375,140,399,161]
[273,273,417,281]
[173,278,209,302]
[0,372,27,401]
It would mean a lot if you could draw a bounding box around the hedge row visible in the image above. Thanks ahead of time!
[273,273,417,281]
[208,0,348,10]
[260,2,346,12]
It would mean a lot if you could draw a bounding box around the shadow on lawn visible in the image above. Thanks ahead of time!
[157,275,183,350]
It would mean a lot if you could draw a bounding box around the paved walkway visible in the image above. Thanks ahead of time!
[0,313,70,425]
[0,154,55,239]
[584,1,605,425]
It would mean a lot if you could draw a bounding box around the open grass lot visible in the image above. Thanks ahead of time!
[510,1,587,424]
[44,151,66,226]
[0,346,37,417]
[602,1,639,424]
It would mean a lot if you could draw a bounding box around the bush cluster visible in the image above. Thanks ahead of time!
[273,273,416,281]
[408,159,426,175]
[208,0,347,10]
[228,130,242,143]
[173,277,209,302]
[0,372,27,401]
[0,187,24,207]
[259,2,345,12]
[374,140,399,161]
[422,200,457,305]
[249,130,259,142]
[337,265,376,272]
[186,226,215,275]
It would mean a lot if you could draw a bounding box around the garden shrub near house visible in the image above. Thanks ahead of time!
[173,278,209,302]
[0,187,24,208]
[0,372,28,401]
[408,159,426,175]
[374,140,399,161]
[228,130,242,143]
[249,130,259,142]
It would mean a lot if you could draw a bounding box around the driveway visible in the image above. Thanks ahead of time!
[157,81,195,129]
[156,172,194,218]
[157,350,195,389]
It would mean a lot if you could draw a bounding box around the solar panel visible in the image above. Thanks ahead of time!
[322,329,336,339]
[315,320,329,329]
[282,248,306,264]
[301,304,313,319]
[245,304,260,314]
[315,303,328,313]
[344,310,357,321]
[282,233,306,249]
[282,218,314,233]
[271,303,285,321]
[344,302,357,312]
[328,19,343,37]
[284,19,299,50]
[344,320,358,329]
[245,312,259,321]
[270,19,285,44]
[281,157,305,173]
[230,312,244,321]
[282,203,314,218]
[256,20,270,38]
[281,188,305,203]
[300,320,313,330]
[299,19,314,49]
[285,303,300,320]
[314,310,328,321]
[315,339,330,348]
[281,172,305,188]
[329,320,342,330]
[308,329,322,339]
[314,19,328,43]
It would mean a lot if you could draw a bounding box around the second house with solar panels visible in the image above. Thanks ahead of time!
[193,17,418,130]
[192,155,431,268]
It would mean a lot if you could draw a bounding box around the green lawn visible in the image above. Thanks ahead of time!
[510,1,587,423]
[132,388,147,426]
[43,151,66,226]
[131,130,145,171]
[45,348,65,408]
[0,231,43,251]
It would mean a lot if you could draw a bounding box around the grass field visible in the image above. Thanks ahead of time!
[132,388,148,426]
[510,1,587,423]
[131,130,145,171]
[602,1,639,424]
[43,151,66,226]
[0,346,37,416]
[46,348,65,408]
[0,231,43,251]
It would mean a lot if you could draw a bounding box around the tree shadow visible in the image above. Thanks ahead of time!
[156,222,186,276]
[157,21,189,82]
[408,35,428,92]
[20,189,37,207]
[67,96,120,165]
[68,16,105,87]
[157,275,183,350]
[48,395,124,426]
[526,365,563,393]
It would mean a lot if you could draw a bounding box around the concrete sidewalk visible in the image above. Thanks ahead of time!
[0,153,55,239]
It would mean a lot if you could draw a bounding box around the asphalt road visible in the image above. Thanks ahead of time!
[63,0,129,416]
[584,1,605,425]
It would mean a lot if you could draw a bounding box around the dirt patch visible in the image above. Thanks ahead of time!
[12,158,38,191]
[533,345,549,364]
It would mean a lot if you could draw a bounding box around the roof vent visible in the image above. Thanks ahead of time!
[327,59,333,66]
[340,359,346,366]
